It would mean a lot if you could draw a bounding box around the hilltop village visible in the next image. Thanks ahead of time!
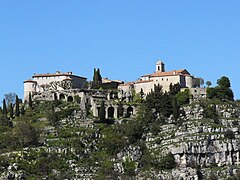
[0,60,239,179]
[23,61,206,119]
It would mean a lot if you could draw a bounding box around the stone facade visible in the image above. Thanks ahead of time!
[118,61,201,96]
[24,71,87,102]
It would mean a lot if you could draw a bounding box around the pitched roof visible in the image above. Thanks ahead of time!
[24,79,37,83]
[135,80,153,84]
[142,69,191,77]
[32,72,87,79]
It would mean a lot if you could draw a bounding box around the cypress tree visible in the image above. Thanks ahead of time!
[99,100,106,121]
[118,103,124,117]
[15,95,20,117]
[9,103,13,119]
[92,68,102,89]
[21,106,25,116]
[29,93,33,109]
[2,99,7,115]
[172,97,179,119]
[140,88,144,102]
[97,68,102,82]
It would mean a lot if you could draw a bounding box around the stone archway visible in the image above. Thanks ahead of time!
[67,96,73,102]
[59,94,65,100]
[127,106,133,117]
[108,107,114,119]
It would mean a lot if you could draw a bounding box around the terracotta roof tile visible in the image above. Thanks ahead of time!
[142,69,190,77]
[135,80,153,84]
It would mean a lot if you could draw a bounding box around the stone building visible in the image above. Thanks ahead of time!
[23,71,87,102]
[118,60,202,96]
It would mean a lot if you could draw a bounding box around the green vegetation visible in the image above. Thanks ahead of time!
[207,76,234,101]
[92,68,102,89]
[0,78,239,179]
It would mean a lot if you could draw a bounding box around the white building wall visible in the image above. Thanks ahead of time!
[24,82,37,102]
[24,72,87,101]
[151,76,181,92]
[33,76,68,92]
[134,82,155,94]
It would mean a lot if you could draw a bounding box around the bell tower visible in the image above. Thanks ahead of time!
[156,61,165,72]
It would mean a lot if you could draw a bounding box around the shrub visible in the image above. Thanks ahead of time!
[207,173,218,180]
[123,158,136,176]
[224,129,235,139]
[158,152,176,170]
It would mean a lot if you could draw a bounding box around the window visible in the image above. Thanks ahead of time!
[162,78,164,81]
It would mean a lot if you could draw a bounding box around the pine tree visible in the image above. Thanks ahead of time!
[15,95,20,117]
[9,103,14,119]
[2,99,7,115]
[29,93,33,109]
[99,100,106,121]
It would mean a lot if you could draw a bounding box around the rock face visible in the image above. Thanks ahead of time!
[1,103,240,179]
[141,104,240,179]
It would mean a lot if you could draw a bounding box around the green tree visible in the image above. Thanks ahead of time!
[207,76,234,101]
[118,103,124,117]
[139,88,144,101]
[145,84,173,118]
[206,81,212,88]
[20,106,25,116]
[92,68,102,89]
[172,97,179,119]
[29,93,33,108]
[13,121,40,147]
[159,152,176,170]
[169,83,181,96]
[175,89,190,106]
[15,95,20,117]
[2,99,7,115]
[195,78,204,87]
[217,76,231,88]
[99,100,106,121]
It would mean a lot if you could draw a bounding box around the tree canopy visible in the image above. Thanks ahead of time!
[92,68,102,89]
[207,76,234,101]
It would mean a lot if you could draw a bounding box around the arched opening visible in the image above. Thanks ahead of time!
[67,96,73,102]
[97,107,100,117]
[59,94,65,100]
[127,106,133,117]
[53,93,58,101]
[108,107,114,119]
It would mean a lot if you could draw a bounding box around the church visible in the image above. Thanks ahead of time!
[118,61,201,95]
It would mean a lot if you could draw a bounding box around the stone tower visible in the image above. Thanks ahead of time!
[156,61,165,72]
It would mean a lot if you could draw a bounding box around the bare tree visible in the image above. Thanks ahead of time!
[4,92,17,106]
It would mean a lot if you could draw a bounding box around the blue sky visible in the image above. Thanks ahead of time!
[0,0,240,100]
